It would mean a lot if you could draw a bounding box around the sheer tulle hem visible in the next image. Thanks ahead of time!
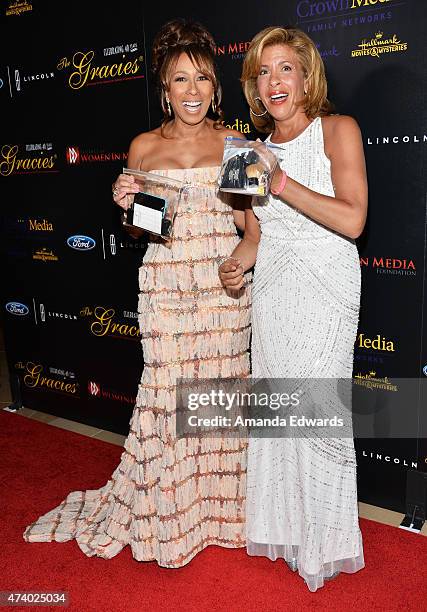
[247,536,365,592]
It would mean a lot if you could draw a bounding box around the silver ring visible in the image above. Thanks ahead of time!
[112,187,119,197]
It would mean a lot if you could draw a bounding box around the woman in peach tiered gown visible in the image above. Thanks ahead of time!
[23,19,251,568]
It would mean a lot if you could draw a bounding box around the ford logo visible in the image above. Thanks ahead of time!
[5,301,29,316]
[67,235,96,251]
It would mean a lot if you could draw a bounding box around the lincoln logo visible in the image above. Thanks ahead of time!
[88,381,100,396]
[66,235,96,251]
[109,234,116,255]
[66,146,79,164]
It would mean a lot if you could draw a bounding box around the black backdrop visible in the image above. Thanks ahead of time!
[1,0,426,513]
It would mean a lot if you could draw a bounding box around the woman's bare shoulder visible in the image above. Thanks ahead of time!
[127,129,163,168]
[321,115,362,157]
[129,128,162,152]
[321,114,361,137]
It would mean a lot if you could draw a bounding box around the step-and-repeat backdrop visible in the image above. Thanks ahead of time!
[1,0,426,513]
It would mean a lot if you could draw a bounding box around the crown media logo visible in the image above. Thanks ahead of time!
[351,31,408,58]
[296,0,397,33]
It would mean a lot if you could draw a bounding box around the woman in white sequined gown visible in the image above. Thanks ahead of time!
[220,27,368,591]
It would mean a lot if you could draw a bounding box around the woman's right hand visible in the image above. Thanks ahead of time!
[112,173,140,211]
[219,258,245,290]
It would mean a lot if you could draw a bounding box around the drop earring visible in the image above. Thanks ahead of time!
[211,94,216,114]
[165,94,171,116]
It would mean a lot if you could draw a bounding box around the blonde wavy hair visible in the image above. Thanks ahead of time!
[241,26,333,133]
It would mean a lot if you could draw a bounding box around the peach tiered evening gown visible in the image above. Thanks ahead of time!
[24,166,251,568]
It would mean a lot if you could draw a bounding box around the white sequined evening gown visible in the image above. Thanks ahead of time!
[247,117,365,591]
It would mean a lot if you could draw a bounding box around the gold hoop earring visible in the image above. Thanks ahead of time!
[250,96,268,117]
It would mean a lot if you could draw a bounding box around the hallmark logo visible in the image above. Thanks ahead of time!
[6,0,32,16]
[353,370,397,392]
[351,31,407,58]
[32,248,58,262]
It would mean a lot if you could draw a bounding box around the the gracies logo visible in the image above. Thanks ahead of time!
[80,305,140,339]
[21,362,78,395]
[0,144,56,176]
[57,50,144,90]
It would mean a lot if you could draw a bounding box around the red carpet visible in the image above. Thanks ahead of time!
[1,411,426,612]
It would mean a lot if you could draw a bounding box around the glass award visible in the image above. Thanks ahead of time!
[121,168,186,238]
[218,137,280,196]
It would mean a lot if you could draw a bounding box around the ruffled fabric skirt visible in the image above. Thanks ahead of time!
[24,167,252,567]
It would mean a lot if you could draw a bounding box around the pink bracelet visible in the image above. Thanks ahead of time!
[270,169,287,196]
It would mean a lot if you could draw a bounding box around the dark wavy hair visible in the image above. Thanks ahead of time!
[151,19,224,128]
